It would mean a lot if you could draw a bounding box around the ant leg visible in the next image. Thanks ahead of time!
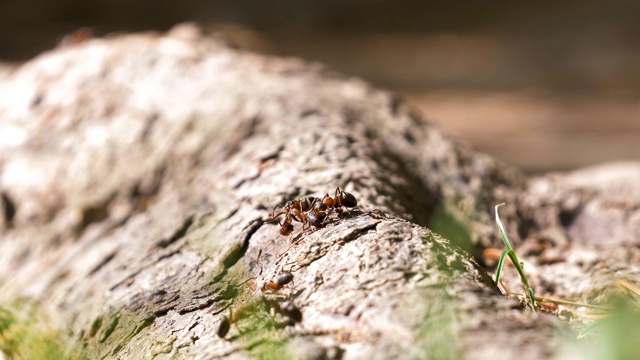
[227,308,244,336]
[269,204,284,222]
[319,214,329,227]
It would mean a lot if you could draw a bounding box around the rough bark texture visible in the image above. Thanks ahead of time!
[0,24,639,359]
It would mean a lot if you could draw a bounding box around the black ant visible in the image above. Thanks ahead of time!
[269,186,359,236]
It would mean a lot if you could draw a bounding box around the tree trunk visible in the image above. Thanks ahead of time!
[1,24,639,359]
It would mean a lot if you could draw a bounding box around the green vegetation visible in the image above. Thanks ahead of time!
[215,264,292,359]
[234,302,292,360]
[0,305,68,360]
[428,203,474,254]
[492,205,640,358]
[416,285,460,360]
[493,203,537,311]
[559,296,640,360]
[414,233,467,359]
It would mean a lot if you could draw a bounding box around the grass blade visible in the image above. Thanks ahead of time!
[494,203,537,311]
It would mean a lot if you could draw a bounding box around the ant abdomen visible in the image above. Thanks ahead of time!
[338,192,357,208]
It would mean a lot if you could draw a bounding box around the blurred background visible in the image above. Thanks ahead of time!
[1,0,639,173]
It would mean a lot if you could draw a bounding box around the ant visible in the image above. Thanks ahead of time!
[271,196,319,235]
[263,271,294,292]
[320,185,359,214]
[216,300,263,338]
[269,186,359,236]
[216,272,301,338]
[268,298,302,323]
[216,316,231,338]
[307,201,328,228]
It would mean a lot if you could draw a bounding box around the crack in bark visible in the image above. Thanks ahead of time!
[88,251,118,276]
[132,316,155,340]
[108,215,196,291]
[153,215,195,248]
[76,196,115,237]
[99,316,120,343]
[177,297,215,315]
[109,243,187,291]
[222,218,265,270]
[1,191,17,229]
[223,115,262,160]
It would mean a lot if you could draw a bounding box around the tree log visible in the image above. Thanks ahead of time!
[1,24,639,359]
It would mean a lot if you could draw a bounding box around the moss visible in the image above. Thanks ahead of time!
[413,234,464,359]
[218,278,292,359]
[415,285,461,360]
[75,310,155,359]
[562,296,640,360]
[428,203,474,254]
[0,305,69,360]
[235,301,292,360]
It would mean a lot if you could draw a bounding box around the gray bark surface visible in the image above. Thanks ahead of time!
[0,24,639,359]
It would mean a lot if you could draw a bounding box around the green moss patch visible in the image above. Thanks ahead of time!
[0,305,69,360]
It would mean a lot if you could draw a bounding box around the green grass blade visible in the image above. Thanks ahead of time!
[494,203,537,311]
[494,250,509,284]
[494,203,513,251]
[506,250,538,311]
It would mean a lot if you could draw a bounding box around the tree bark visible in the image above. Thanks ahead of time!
[1,24,639,359]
